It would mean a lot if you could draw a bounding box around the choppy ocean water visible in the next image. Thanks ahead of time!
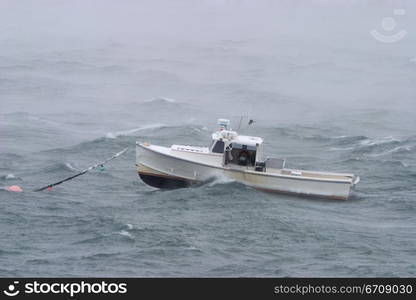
[1,1,415,277]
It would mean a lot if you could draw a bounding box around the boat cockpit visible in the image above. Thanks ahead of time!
[225,143,257,166]
[210,119,265,170]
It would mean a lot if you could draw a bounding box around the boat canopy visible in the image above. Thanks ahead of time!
[211,131,263,147]
[232,135,263,147]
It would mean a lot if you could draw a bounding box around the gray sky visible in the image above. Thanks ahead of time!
[0,0,414,133]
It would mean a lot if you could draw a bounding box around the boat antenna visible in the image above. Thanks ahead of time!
[236,116,244,131]
[236,116,255,131]
[247,103,254,128]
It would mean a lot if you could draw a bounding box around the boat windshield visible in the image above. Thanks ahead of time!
[212,141,225,153]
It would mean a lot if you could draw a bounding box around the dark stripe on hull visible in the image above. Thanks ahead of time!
[138,172,192,189]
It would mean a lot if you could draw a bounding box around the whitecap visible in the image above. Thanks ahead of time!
[208,175,236,187]
[105,123,166,139]
[367,146,412,157]
[359,136,400,147]
[119,230,133,238]
[64,162,79,171]
[143,96,176,103]
[191,126,209,132]
[329,147,355,151]
[105,132,117,139]
[2,174,21,181]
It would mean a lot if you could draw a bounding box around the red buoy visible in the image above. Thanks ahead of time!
[6,185,23,192]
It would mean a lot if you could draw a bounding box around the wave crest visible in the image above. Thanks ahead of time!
[105,123,166,139]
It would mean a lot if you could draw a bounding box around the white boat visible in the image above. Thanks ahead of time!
[136,119,360,200]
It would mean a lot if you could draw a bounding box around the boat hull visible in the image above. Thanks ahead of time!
[139,173,192,189]
[136,143,356,200]
[137,164,195,189]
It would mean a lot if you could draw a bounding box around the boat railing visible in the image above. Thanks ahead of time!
[265,157,286,169]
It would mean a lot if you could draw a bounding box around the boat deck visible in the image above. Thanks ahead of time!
[226,163,354,182]
[267,168,354,181]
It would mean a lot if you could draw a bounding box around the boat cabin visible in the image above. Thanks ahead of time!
[210,129,264,169]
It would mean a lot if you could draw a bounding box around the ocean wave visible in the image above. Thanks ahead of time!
[330,146,356,151]
[40,161,84,174]
[143,96,177,104]
[206,175,236,187]
[358,136,400,147]
[0,249,21,255]
[0,173,22,181]
[365,146,413,157]
[5,173,16,179]
[1,112,61,126]
[332,135,368,145]
[115,223,135,239]
[99,65,128,73]
[64,162,80,171]
[329,136,387,151]
[25,259,51,265]
[38,59,96,72]
[105,123,209,141]
[352,136,414,156]
[105,123,166,139]
[270,126,412,154]
[294,61,338,70]
[118,230,134,239]
[0,64,34,71]
[0,153,24,160]
[72,236,106,245]
[331,135,416,156]
[270,127,368,144]
[80,252,122,260]
[340,158,410,169]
